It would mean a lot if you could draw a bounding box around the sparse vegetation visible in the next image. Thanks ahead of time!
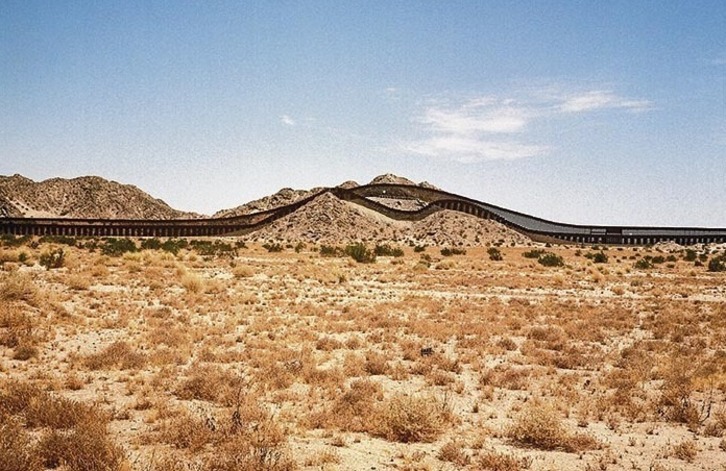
[374,244,404,257]
[537,252,564,267]
[0,240,723,469]
[708,253,726,272]
[39,248,65,269]
[345,243,376,263]
[488,246,503,261]
[101,237,138,256]
[441,247,466,256]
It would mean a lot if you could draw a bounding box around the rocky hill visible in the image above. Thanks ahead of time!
[214,174,433,218]
[246,190,527,246]
[213,187,324,218]
[0,174,198,219]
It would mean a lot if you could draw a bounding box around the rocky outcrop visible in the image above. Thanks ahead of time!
[214,187,323,218]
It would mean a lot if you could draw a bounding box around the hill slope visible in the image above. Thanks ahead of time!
[0,174,198,219]
[247,191,527,246]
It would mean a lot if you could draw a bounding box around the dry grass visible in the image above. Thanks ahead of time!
[375,393,456,443]
[507,400,599,452]
[0,240,725,470]
[0,380,125,471]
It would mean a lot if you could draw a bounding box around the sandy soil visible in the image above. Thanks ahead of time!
[1,239,725,470]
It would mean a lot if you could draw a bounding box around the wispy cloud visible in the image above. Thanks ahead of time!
[559,90,651,113]
[405,136,548,163]
[280,114,296,126]
[405,87,651,163]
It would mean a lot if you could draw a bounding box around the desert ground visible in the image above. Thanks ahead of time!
[1,236,726,471]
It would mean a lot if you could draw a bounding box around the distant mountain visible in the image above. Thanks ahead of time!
[0,174,199,220]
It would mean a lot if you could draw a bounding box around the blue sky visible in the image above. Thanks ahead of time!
[1,1,724,225]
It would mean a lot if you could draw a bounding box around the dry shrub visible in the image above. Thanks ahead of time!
[181,273,205,293]
[160,410,218,452]
[0,380,40,415]
[147,320,190,347]
[375,393,456,443]
[0,418,42,471]
[315,335,344,351]
[304,449,341,466]
[0,308,33,348]
[437,440,470,466]
[476,450,532,471]
[480,366,531,391]
[308,379,382,432]
[36,425,125,471]
[174,363,243,405]
[25,394,99,430]
[507,401,598,452]
[84,341,147,370]
[497,336,518,351]
[157,403,295,471]
[208,422,296,471]
[704,411,726,437]
[13,343,39,360]
[67,273,92,291]
[0,380,125,471]
[669,439,698,462]
[364,350,390,375]
[657,355,713,426]
[0,273,38,304]
[233,266,255,278]
[426,369,455,386]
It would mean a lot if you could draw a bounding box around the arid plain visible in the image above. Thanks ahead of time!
[1,237,726,471]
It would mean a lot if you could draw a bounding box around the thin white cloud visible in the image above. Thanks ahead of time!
[559,90,651,113]
[405,136,548,163]
[405,87,651,163]
[280,114,296,126]
[421,105,529,134]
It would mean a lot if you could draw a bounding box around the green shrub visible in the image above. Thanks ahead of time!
[413,245,426,253]
[263,243,283,253]
[345,244,376,263]
[487,247,503,261]
[523,249,545,259]
[374,244,404,257]
[441,247,466,257]
[191,240,237,257]
[537,252,564,267]
[592,252,608,263]
[634,257,653,269]
[708,255,726,272]
[39,248,65,269]
[161,238,188,255]
[0,235,32,248]
[140,238,162,250]
[100,238,137,257]
[38,235,78,247]
[683,249,698,262]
